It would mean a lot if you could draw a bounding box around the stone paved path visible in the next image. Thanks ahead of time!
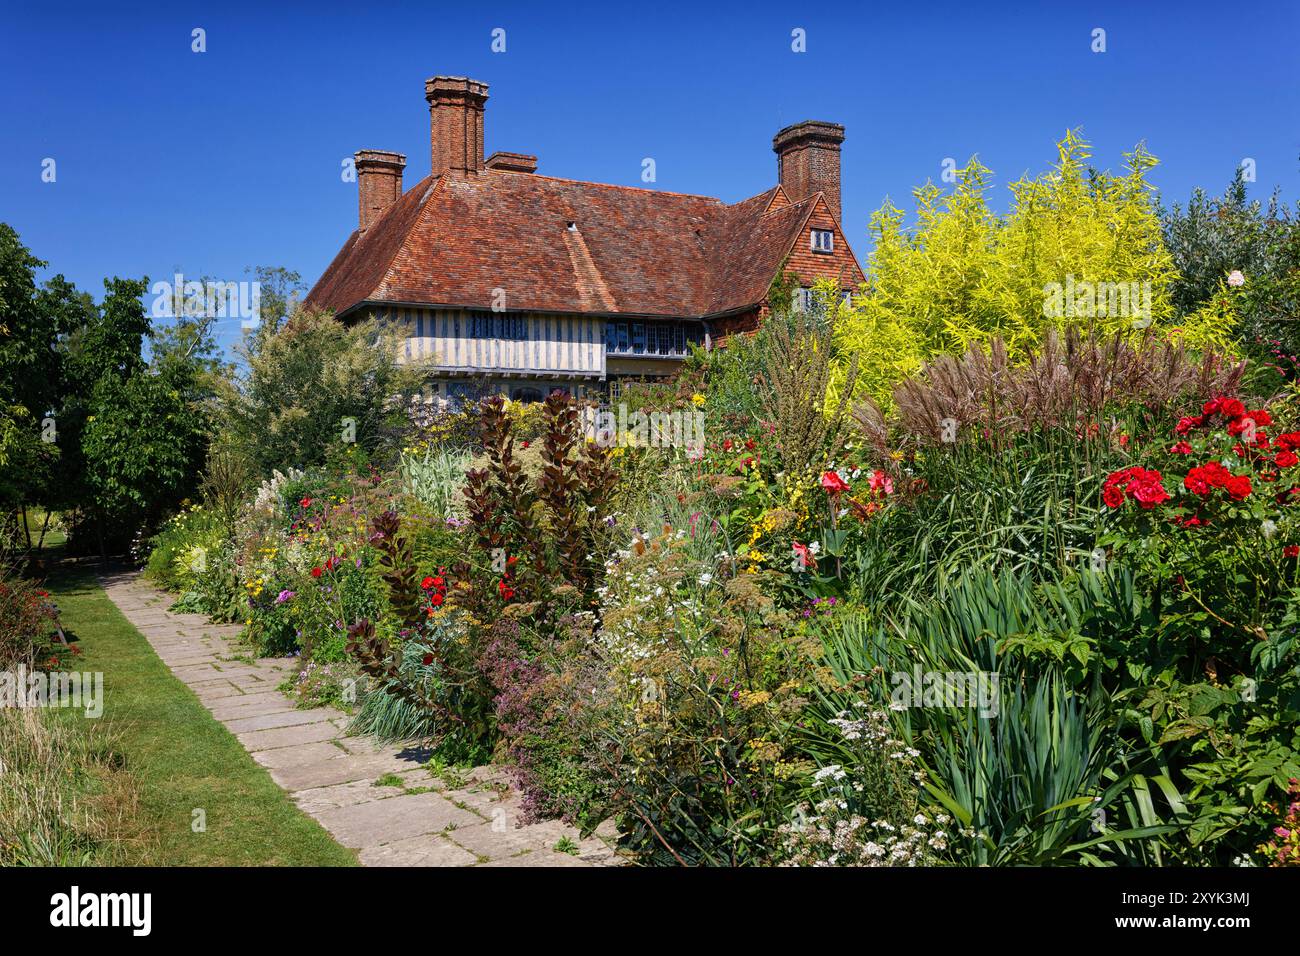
[99,571,620,867]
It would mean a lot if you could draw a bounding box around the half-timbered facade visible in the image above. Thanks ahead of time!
[305,75,864,402]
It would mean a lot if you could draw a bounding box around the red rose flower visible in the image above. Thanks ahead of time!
[1286,545,1300,559]
[1224,474,1252,500]
[310,567,323,578]
[1129,473,1171,508]
[1102,466,1169,509]
[1203,396,1246,419]
[1248,409,1273,427]
[1184,461,1231,496]
[300,497,313,508]
[1170,441,1193,455]
[1277,451,1299,468]
[1175,415,1204,435]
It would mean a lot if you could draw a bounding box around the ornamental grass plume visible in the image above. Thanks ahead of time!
[875,328,1246,445]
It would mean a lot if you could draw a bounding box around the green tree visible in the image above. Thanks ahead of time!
[59,278,213,552]
[1162,169,1300,367]
[221,308,426,476]
[0,225,89,543]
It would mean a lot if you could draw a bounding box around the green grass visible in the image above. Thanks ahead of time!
[20,508,66,548]
[48,566,357,866]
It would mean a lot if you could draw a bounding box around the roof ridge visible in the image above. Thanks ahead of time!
[488,170,727,203]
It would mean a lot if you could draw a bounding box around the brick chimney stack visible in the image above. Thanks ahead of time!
[773,120,845,224]
[355,149,406,232]
[425,75,488,178]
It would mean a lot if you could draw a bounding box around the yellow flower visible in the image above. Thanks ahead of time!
[690,393,706,407]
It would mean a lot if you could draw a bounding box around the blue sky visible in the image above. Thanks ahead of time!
[3,0,1298,355]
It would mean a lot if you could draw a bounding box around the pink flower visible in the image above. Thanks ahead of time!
[1227,270,1246,287]
[868,470,894,495]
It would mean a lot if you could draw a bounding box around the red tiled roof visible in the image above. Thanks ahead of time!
[305,170,854,319]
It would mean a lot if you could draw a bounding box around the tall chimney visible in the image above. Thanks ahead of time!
[425,75,489,178]
[773,120,845,223]
[355,149,405,232]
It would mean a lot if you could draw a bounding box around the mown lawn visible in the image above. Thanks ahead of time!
[48,565,357,866]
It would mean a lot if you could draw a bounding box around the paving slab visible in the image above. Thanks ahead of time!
[223,708,339,734]
[237,720,344,752]
[100,571,624,867]
[359,835,479,867]
[313,791,481,848]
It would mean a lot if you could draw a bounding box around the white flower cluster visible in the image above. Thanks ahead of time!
[595,532,717,660]
[251,467,305,516]
[826,704,924,783]
[780,802,955,866]
[778,704,972,866]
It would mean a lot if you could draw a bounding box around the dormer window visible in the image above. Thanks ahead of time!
[810,228,834,253]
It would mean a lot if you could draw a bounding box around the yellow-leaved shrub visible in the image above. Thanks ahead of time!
[833,131,1236,407]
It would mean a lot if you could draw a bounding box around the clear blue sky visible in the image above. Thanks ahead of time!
[3,0,1297,355]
